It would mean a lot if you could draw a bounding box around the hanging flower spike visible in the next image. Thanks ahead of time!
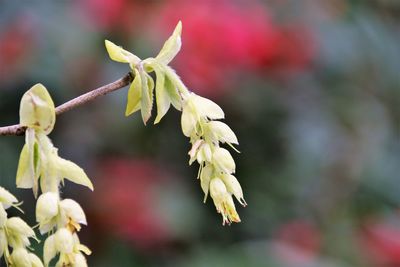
[105,21,246,225]
[15,84,93,265]
[16,84,93,196]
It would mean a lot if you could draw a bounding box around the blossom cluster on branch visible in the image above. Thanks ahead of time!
[105,21,246,225]
[0,20,246,267]
[16,84,93,267]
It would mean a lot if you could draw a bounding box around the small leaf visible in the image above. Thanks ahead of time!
[20,84,56,134]
[155,21,182,65]
[153,65,171,124]
[104,40,140,65]
[16,145,34,189]
[125,69,142,116]
[56,157,93,191]
[139,71,153,125]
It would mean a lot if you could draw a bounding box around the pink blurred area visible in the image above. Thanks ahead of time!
[151,0,316,97]
[0,16,37,84]
[74,0,317,97]
[89,158,172,249]
[359,220,400,266]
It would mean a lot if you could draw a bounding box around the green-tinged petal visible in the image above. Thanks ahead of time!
[212,147,236,174]
[139,71,153,125]
[153,65,171,124]
[0,230,6,258]
[56,157,93,191]
[16,145,34,189]
[192,94,224,120]
[165,66,189,99]
[207,121,238,145]
[6,217,35,248]
[55,228,74,254]
[10,248,31,267]
[181,104,197,137]
[125,69,142,116]
[0,206,7,227]
[104,40,140,65]
[221,174,246,206]
[155,21,182,65]
[20,84,56,134]
[74,253,88,267]
[0,187,18,210]
[29,253,44,267]
[200,164,213,202]
[43,235,57,267]
[36,192,59,226]
[165,74,182,110]
[60,199,87,226]
[77,244,92,255]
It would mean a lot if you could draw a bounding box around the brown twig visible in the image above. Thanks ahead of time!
[0,73,132,136]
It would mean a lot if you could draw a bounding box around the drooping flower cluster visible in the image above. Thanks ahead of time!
[105,21,246,224]
[0,186,43,267]
[182,93,246,224]
[16,84,93,266]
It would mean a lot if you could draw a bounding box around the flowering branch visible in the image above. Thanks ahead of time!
[0,73,132,136]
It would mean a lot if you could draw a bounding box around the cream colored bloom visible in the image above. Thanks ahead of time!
[0,187,18,209]
[209,178,240,225]
[44,229,91,267]
[36,192,59,234]
[59,199,87,232]
[6,217,36,248]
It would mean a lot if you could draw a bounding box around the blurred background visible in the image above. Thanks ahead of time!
[1,0,400,266]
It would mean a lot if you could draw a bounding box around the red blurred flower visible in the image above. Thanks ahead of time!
[359,221,400,266]
[89,158,171,249]
[273,220,321,265]
[74,0,154,34]
[152,0,316,97]
[0,17,36,84]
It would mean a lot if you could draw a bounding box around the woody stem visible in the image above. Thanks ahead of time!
[0,73,133,136]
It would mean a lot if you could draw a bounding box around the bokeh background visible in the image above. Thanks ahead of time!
[1,0,400,266]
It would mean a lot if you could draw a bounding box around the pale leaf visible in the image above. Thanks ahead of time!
[155,21,182,65]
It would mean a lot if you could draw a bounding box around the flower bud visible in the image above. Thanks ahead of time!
[191,94,224,120]
[209,178,240,225]
[206,121,238,145]
[29,252,44,267]
[36,192,59,224]
[19,84,56,135]
[212,147,236,174]
[221,174,246,206]
[6,217,35,248]
[0,187,18,209]
[181,103,198,137]
[60,199,87,226]
[10,248,31,267]
[74,253,88,267]
[55,228,74,254]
